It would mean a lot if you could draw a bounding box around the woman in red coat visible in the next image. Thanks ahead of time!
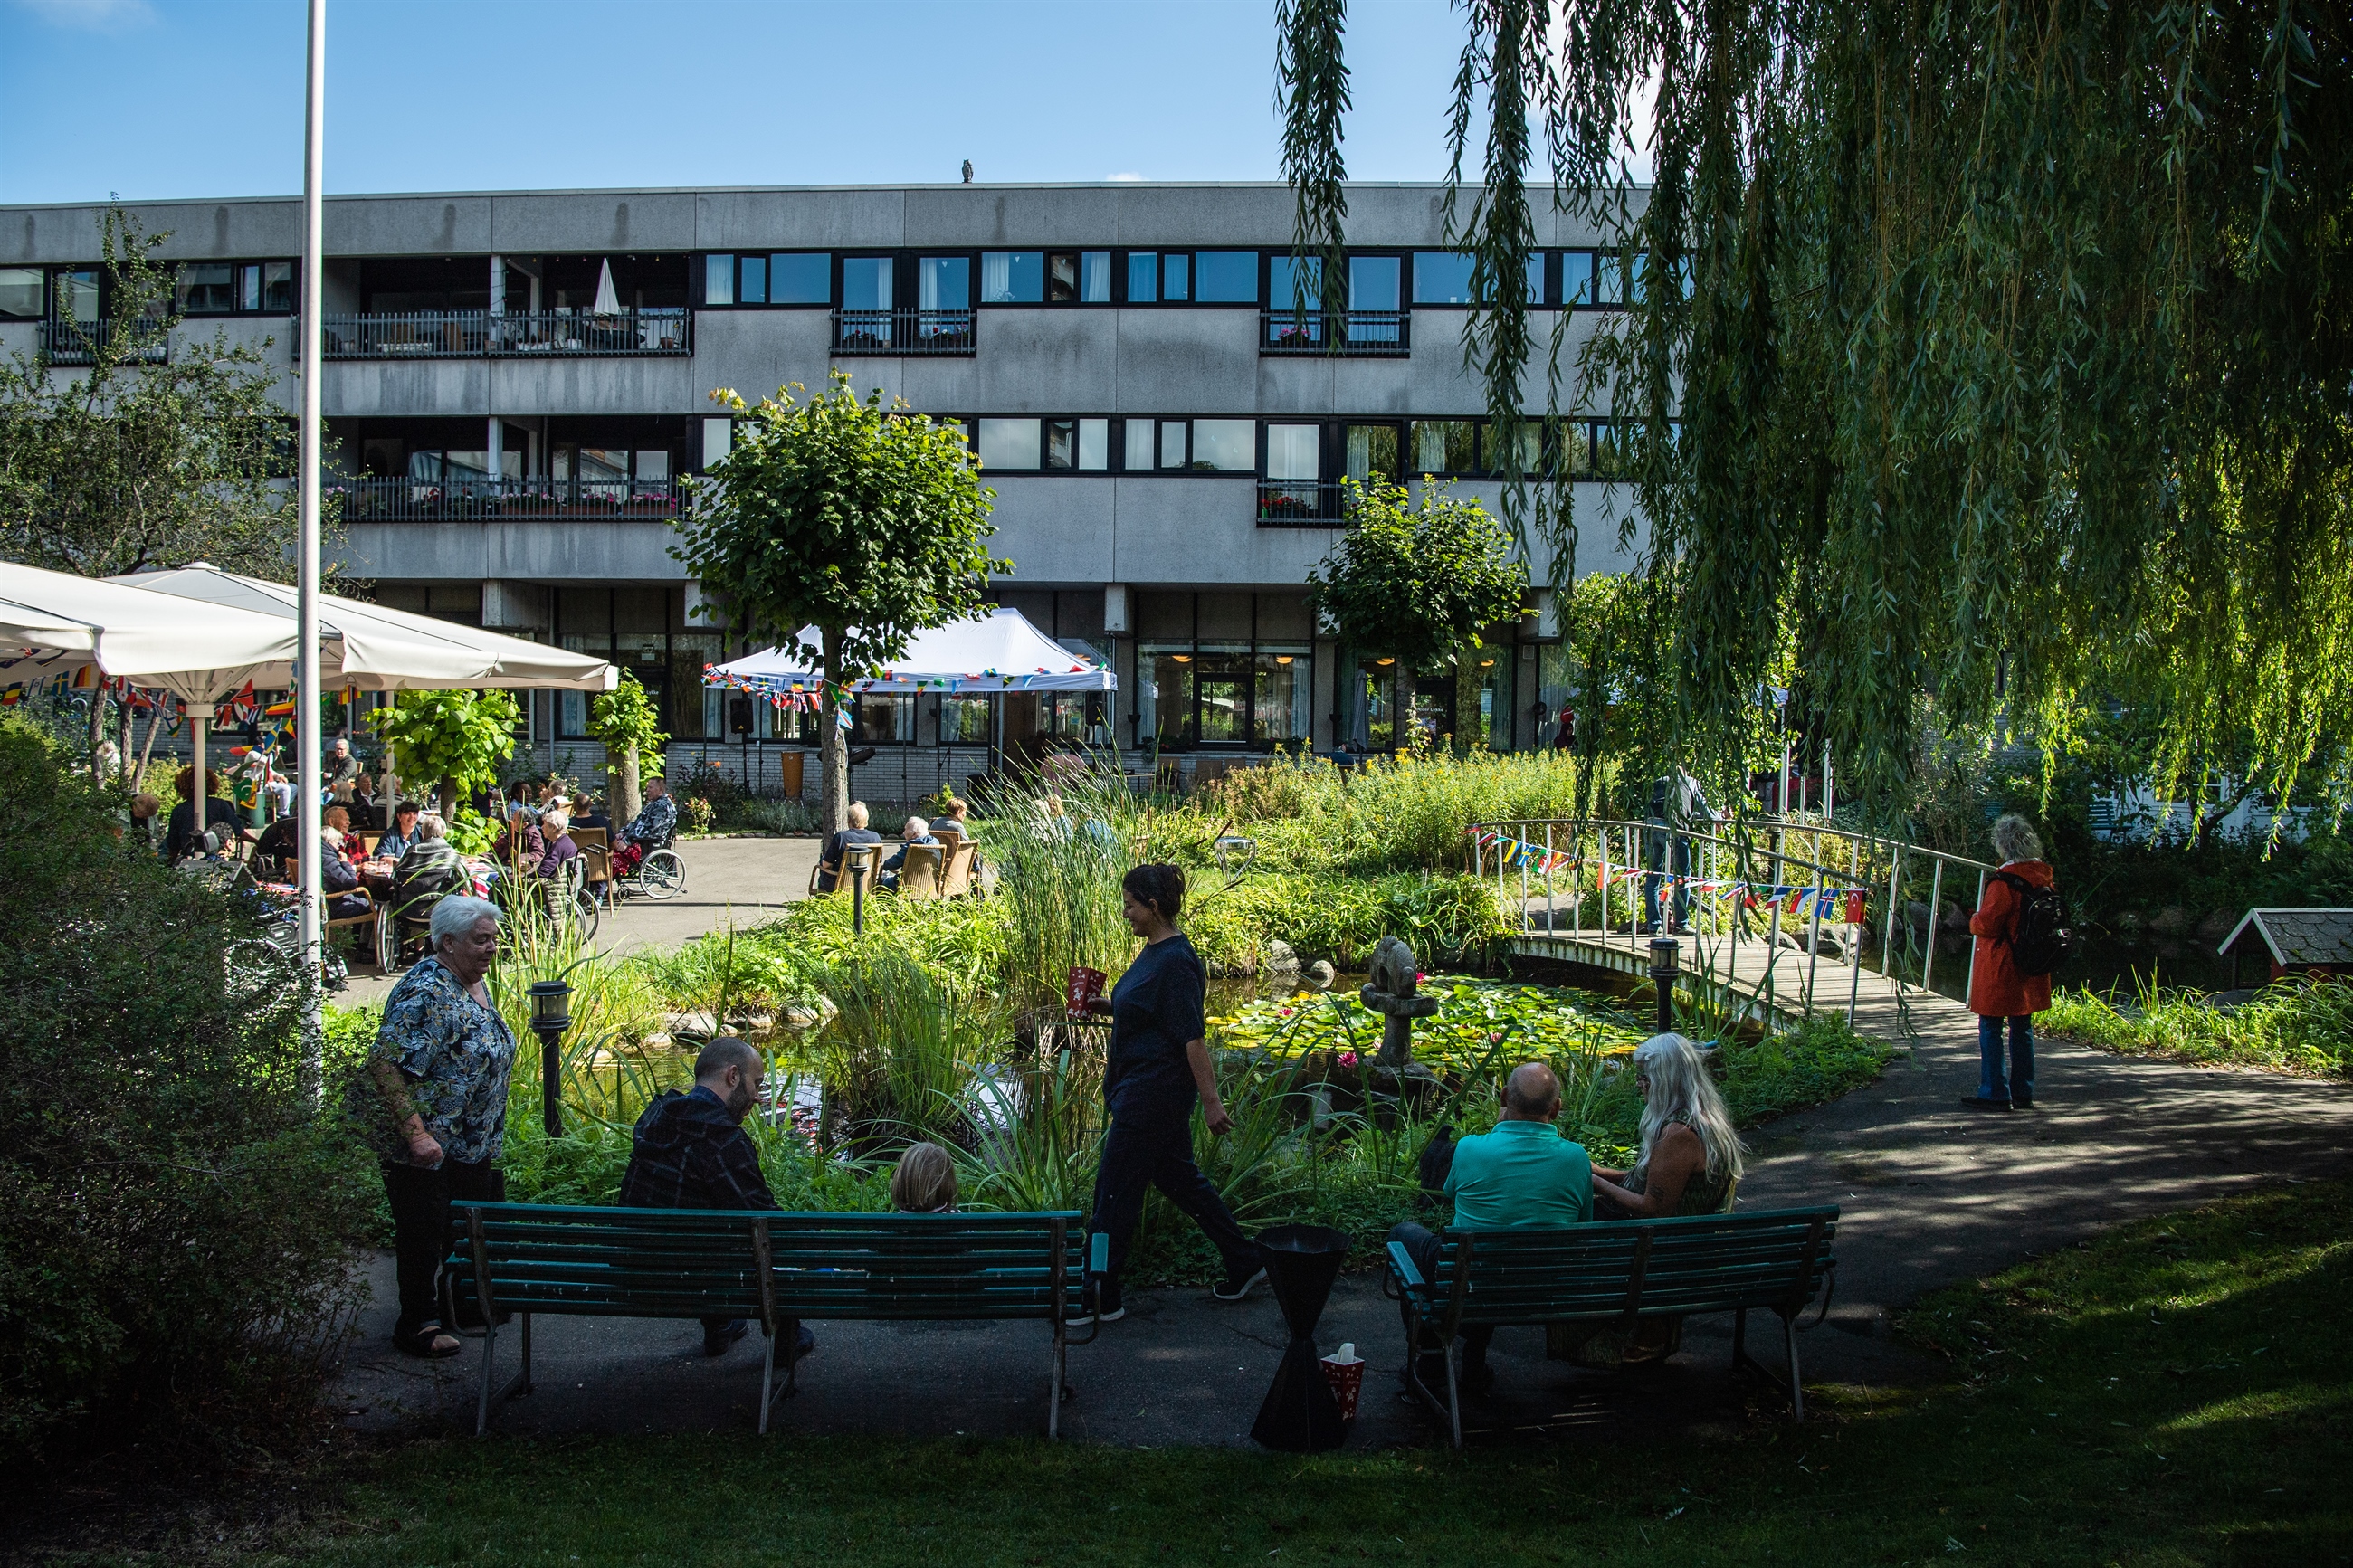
[1963,813,2054,1111]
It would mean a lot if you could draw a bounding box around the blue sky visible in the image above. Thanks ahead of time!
[0,0,1478,204]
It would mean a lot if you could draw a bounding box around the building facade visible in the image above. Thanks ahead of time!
[0,182,1647,793]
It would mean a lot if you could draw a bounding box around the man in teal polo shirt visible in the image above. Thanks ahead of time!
[1389,1062,1592,1394]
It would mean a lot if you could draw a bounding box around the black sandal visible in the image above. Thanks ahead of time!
[395,1320,462,1359]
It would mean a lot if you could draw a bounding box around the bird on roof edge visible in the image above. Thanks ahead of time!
[961,160,974,184]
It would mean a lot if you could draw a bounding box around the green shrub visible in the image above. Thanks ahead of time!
[0,717,376,1464]
[2044,979,2353,1075]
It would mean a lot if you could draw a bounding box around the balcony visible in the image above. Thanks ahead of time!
[333,476,685,523]
[313,309,693,360]
[829,308,976,356]
[1255,480,1358,527]
[39,318,169,366]
[1258,309,1410,357]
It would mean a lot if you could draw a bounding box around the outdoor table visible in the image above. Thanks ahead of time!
[1250,1223,1350,1452]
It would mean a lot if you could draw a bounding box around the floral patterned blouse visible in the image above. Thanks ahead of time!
[361,955,518,1166]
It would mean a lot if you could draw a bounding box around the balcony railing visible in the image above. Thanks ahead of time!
[1255,480,1358,526]
[332,476,685,522]
[313,309,693,360]
[829,308,976,356]
[39,318,169,366]
[1259,309,1410,356]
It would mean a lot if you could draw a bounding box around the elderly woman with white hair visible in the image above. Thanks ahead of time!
[1565,1031,1746,1365]
[345,895,516,1359]
[1962,813,2058,1112]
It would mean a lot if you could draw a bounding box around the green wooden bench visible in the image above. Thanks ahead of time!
[448,1202,1103,1437]
[1386,1204,1839,1446]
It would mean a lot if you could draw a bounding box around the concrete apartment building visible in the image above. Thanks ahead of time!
[0,182,1645,792]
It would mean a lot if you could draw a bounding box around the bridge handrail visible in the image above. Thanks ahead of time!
[1466,814,1997,1019]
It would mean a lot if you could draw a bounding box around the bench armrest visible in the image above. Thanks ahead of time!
[1386,1240,1429,1305]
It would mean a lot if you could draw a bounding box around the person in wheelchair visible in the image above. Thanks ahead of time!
[534,806,581,880]
[608,774,678,879]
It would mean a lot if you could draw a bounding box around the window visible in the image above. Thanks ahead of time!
[843,257,893,311]
[1593,252,1625,307]
[56,270,100,322]
[703,254,735,305]
[940,696,994,745]
[1127,251,1158,302]
[1162,252,1190,300]
[1160,421,1188,469]
[0,268,42,318]
[1561,250,1596,307]
[176,261,284,316]
[1350,255,1400,311]
[1411,420,1480,475]
[850,694,914,746]
[979,418,1043,470]
[1189,419,1254,470]
[919,256,970,310]
[1265,423,1319,481]
[981,251,1043,303]
[773,253,830,303]
[1268,254,1320,311]
[1126,418,1157,470]
[1046,420,1075,470]
[1134,594,1315,750]
[1346,423,1399,484]
[1048,252,1081,303]
[1409,251,1542,305]
[260,261,294,312]
[1486,421,1541,476]
[1195,252,1257,303]
[738,254,767,304]
[1081,251,1111,302]
[1077,418,1109,470]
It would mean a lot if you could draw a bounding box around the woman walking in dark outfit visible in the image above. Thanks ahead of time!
[1072,864,1265,1324]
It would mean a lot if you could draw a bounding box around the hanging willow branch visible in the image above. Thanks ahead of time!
[1281,0,2353,824]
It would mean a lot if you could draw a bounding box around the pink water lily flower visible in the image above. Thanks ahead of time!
[1338,1051,1359,1068]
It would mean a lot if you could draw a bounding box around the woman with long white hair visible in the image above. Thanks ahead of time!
[1592,1032,1744,1220]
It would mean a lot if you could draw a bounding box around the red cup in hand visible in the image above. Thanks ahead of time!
[1066,965,1108,1016]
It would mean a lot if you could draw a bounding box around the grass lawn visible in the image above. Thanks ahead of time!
[42,1179,2337,1566]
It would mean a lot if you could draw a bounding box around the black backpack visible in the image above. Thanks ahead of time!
[1994,870,2073,976]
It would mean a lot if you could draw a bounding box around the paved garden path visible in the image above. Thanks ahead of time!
[328,918,2353,1449]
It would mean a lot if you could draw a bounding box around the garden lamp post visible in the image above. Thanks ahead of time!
[1647,936,1680,1035]
[528,978,571,1138]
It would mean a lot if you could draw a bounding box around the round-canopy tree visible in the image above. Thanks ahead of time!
[368,689,519,822]
[588,670,668,827]
[673,374,1006,833]
[1306,477,1529,750]
[1277,0,2353,819]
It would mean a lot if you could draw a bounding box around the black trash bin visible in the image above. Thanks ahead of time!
[1250,1222,1349,1452]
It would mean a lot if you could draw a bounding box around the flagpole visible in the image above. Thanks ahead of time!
[297,0,327,1097]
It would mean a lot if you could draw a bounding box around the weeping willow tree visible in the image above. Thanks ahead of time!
[1279,0,2352,824]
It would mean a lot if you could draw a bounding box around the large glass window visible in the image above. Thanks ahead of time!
[1414,252,1474,304]
[1162,252,1190,300]
[1134,595,1317,750]
[0,268,42,318]
[1046,420,1075,470]
[773,252,831,303]
[738,254,768,304]
[981,251,1044,303]
[1348,255,1400,311]
[262,261,294,311]
[1159,421,1188,470]
[169,264,232,313]
[1594,252,1626,307]
[1268,254,1321,311]
[1561,250,1596,307]
[1081,251,1112,302]
[1194,252,1258,303]
[1195,650,1253,744]
[1048,252,1081,304]
[849,694,913,745]
[1189,419,1254,471]
[1126,252,1158,302]
[1077,418,1109,470]
[703,254,735,305]
[56,270,100,322]
[979,418,1042,470]
[1486,421,1541,477]
[940,696,993,745]
[843,257,893,311]
[1346,423,1400,484]
[1126,418,1157,470]
[1255,648,1311,743]
[919,256,970,310]
[1411,420,1481,475]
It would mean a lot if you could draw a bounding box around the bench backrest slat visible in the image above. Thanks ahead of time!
[1415,1206,1839,1326]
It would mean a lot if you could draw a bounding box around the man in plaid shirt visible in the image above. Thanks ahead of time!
[619,1036,813,1360]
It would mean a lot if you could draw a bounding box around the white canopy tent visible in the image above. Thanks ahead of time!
[110,564,618,692]
[707,607,1114,696]
[3,560,314,839]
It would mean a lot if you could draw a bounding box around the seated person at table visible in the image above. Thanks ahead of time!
[890,1141,959,1213]
[324,804,367,862]
[392,813,472,916]
[878,816,938,891]
[376,799,424,862]
[618,1036,814,1363]
[816,801,883,893]
[252,812,303,879]
[1387,1062,1593,1396]
[535,808,581,879]
[319,827,373,919]
[608,775,678,879]
[164,767,248,861]
[493,803,544,870]
[129,793,164,855]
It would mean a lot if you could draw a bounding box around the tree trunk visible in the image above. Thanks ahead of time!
[821,625,849,836]
[611,744,643,828]
[117,695,134,784]
[1454,657,1480,753]
[133,697,166,790]
[437,776,456,821]
[87,683,109,780]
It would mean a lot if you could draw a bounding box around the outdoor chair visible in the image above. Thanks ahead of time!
[570,828,612,907]
[326,890,389,972]
[938,836,978,898]
[809,847,879,899]
[895,842,946,898]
